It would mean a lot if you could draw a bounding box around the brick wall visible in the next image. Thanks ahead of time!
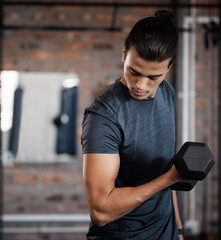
[2,0,220,239]
[192,4,219,235]
[195,32,218,228]
[4,165,87,214]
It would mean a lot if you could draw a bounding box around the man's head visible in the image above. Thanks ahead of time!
[121,10,178,100]
[123,10,178,68]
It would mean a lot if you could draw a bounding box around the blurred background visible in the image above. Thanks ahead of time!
[0,0,220,239]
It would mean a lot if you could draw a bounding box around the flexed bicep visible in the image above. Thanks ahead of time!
[83,153,120,226]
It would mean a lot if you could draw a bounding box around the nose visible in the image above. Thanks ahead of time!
[136,78,148,91]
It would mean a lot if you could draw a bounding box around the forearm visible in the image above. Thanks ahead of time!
[88,168,179,226]
[172,191,184,240]
[172,191,183,228]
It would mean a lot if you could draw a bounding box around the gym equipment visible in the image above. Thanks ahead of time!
[9,87,23,157]
[170,179,197,191]
[54,86,78,156]
[169,142,215,191]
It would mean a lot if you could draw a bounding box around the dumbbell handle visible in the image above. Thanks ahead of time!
[166,159,197,191]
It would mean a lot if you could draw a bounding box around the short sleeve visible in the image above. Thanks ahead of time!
[81,112,122,154]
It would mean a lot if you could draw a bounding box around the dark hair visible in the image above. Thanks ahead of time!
[124,10,178,67]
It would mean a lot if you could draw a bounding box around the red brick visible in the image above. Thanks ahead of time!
[67,42,91,51]
[40,175,61,182]
[56,51,79,60]
[32,50,54,59]
[14,175,38,183]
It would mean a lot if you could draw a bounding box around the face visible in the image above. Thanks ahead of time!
[121,47,171,100]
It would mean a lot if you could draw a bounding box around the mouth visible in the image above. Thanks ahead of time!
[131,89,146,96]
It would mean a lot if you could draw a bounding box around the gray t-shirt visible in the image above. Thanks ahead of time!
[81,79,179,239]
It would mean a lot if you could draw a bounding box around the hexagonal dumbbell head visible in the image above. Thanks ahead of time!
[170,180,197,191]
[174,142,215,181]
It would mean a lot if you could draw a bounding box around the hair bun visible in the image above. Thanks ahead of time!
[155,10,175,21]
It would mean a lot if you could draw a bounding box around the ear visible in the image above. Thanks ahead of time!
[122,49,126,62]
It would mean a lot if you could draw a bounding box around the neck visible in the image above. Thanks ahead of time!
[120,77,126,86]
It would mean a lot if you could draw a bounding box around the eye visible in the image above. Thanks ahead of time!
[148,76,159,81]
[129,67,140,76]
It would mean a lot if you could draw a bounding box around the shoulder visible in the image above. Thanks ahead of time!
[158,80,176,104]
[161,80,175,96]
[85,79,129,122]
[153,80,176,116]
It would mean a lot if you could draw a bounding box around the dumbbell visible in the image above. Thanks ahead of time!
[169,142,215,191]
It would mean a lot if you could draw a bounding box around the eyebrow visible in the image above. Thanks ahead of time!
[129,66,164,78]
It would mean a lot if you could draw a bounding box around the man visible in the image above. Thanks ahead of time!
[81,10,184,240]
